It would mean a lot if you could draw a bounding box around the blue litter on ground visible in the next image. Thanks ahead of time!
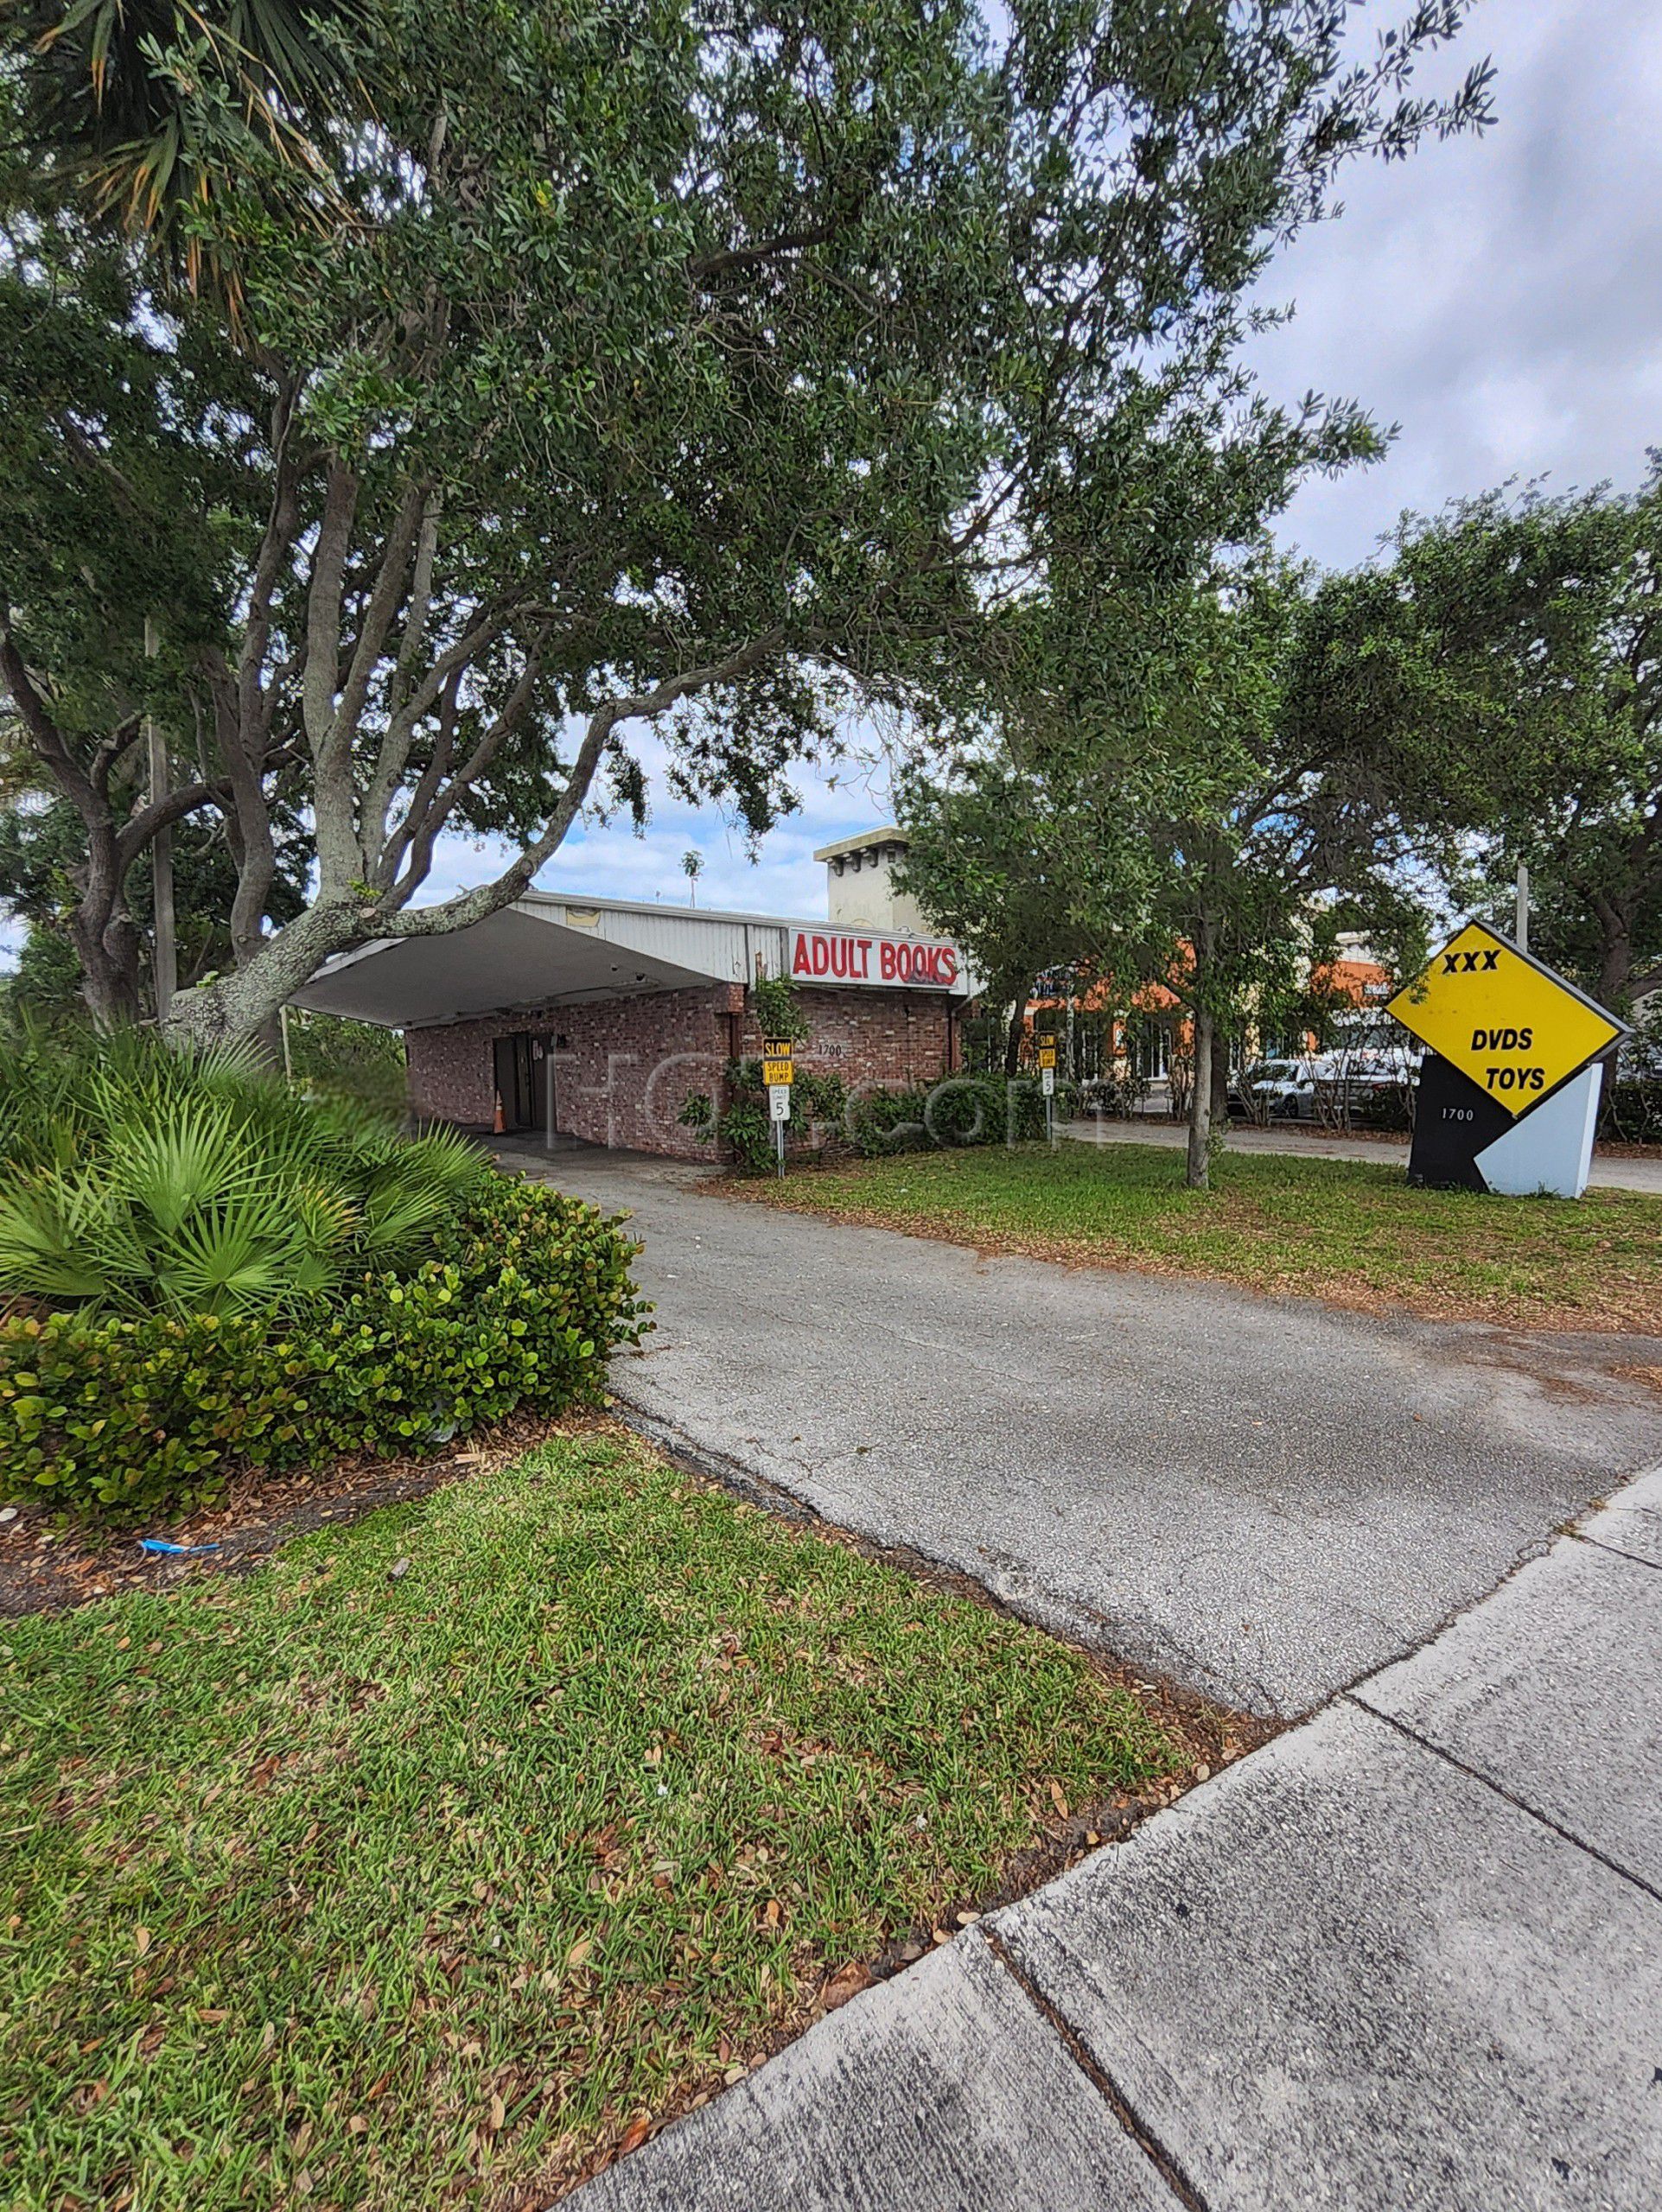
[137,1538,221,1556]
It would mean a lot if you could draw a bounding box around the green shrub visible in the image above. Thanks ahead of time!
[0,1028,485,1317]
[679,1061,850,1173]
[678,1085,776,1174]
[0,1176,646,1519]
[751,971,810,1045]
[849,1074,1069,1155]
[683,1065,1070,1168]
[1601,1077,1662,1146]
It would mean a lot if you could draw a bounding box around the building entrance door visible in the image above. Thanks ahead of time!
[493,1033,539,1131]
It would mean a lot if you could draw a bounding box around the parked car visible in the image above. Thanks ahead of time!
[1229,1058,1320,1120]
[1229,1051,1421,1124]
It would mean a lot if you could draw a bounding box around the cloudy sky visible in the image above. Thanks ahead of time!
[10,0,1660,968]
[513,0,1662,924]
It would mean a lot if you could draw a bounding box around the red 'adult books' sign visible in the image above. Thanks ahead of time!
[790,930,959,988]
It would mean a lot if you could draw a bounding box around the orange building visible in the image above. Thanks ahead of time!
[1023,947,1391,1093]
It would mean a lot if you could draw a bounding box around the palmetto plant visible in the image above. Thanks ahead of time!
[0,1027,487,1316]
[16,1,367,302]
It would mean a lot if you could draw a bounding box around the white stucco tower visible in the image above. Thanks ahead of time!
[814,827,927,934]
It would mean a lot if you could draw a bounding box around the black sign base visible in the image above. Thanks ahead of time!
[1407,1055,1513,1191]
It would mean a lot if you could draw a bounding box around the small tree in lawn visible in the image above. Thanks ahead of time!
[899,564,1429,1189]
[3,1,1492,1044]
[894,755,1092,1076]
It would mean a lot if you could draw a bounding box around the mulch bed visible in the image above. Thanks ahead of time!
[0,1410,584,1621]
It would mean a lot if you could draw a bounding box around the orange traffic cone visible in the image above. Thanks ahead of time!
[493,1091,506,1135]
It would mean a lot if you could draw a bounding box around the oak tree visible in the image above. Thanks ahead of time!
[3,0,1491,1042]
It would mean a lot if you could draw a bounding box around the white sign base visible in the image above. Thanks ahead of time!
[1473,1063,1603,1198]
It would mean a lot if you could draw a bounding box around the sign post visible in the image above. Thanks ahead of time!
[1037,1039,1059,1146]
[1385,923,1627,1198]
[762,1036,794,1178]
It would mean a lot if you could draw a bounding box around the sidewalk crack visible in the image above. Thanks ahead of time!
[1574,1530,1662,1575]
[1345,1699,1662,1908]
[979,1925,1212,2212]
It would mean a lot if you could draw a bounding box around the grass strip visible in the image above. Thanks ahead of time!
[731,1139,1662,1332]
[0,1427,1180,2208]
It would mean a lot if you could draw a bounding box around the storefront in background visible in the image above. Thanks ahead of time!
[292,830,974,1159]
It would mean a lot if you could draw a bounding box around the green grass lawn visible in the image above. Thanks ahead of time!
[0,1429,1181,2210]
[736,1140,1662,1333]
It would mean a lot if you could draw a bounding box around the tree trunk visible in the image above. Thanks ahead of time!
[1596,907,1634,1012]
[70,899,144,1029]
[1186,999,1213,1191]
[163,901,358,1052]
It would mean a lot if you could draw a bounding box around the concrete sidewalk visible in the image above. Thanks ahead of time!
[1064,1115,1662,1194]
[574,1467,1662,2212]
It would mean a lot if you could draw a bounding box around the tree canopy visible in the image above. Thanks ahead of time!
[2,0,1492,1041]
[1296,469,1662,1007]
[897,562,1430,1182]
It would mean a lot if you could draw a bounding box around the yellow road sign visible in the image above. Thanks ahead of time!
[761,1056,794,1088]
[1385,922,1624,1118]
[1036,1041,1059,1071]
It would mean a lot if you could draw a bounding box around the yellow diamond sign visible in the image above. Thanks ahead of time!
[1386,922,1624,1118]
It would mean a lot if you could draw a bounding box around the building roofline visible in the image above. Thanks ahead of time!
[513,885,942,938]
[810,826,907,864]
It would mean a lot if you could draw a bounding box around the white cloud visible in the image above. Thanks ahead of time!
[1255,0,1662,566]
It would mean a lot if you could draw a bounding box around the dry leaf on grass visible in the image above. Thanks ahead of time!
[822,1961,875,2011]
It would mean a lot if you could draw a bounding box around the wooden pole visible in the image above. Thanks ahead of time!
[145,617,176,1023]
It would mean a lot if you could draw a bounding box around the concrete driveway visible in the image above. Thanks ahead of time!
[513,1144,1662,1716]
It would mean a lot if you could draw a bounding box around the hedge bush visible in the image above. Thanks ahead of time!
[681,1064,1075,1169]
[849,1073,1073,1155]
[0,1176,646,1520]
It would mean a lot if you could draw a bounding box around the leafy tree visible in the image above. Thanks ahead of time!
[899,565,1430,1185]
[0,73,302,1027]
[4,0,1491,1047]
[0,783,311,1020]
[894,754,1089,1074]
[1299,468,1662,1007]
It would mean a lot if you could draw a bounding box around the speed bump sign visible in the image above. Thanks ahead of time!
[761,1037,795,1090]
[1387,923,1626,1196]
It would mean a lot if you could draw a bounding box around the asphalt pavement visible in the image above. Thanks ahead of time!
[511,1145,1662,2210]
[513,1143,1662,1715]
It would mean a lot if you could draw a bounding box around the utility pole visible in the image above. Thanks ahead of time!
[1515,861,1530,954]
[145,617,176,1022]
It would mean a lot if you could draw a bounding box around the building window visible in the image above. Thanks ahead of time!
[1126,1016,1171,1083]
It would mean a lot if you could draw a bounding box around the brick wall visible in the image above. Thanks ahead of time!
[741,987,955,1093]
[404,980,959,1159]
[405,986,737,1159]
